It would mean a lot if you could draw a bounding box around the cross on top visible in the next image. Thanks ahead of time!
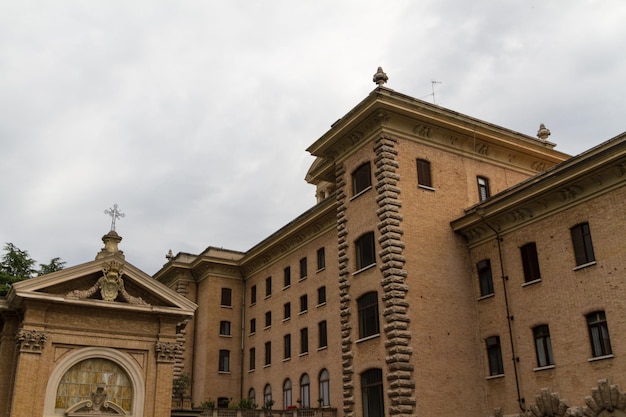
[104,204,125,231]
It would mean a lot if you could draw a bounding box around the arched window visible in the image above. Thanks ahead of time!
[283,379,292,409]
[248,388,256,405]
[319,369,330,407]
[361,368,384,417]
[300,374,310,408]
[264,384,273,409]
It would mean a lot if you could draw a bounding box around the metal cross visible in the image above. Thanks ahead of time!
[104,204,125,231]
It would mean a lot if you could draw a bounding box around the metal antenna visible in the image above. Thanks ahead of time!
[431,81,442,105]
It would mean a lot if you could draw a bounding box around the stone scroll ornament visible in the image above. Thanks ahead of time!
[67,261,147,305]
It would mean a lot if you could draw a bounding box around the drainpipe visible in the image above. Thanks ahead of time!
[240,276,246,402]
[479,217,526,413]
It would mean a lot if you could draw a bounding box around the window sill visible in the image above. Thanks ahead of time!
[356,333,380,344]
[522,278,541,287]
[299,277,307,282]
[574,261,597,271]
[249,332,255,336]
[477,293,495,301]
[218,371,231,375]
[299,352,309,357]
[264,326,271,331]
[316,302,326,308]
[283,285,291,290]
[418,184,435,192]
[588,354,614,362]
[282,317,291,323]
[220,305,233,309]
[533,365,555,372]
[264,295,272,300]
[486,374,504,380]
[283,357,291,363]
[248,369,255,373]
[299,310,308,315]
[250,302,256,307]
[219,334,232,338]
[350,186,372,201]
[317,346,328,352]
[316,267,325,273]
[353,263,376,276]
[263,364,271,368]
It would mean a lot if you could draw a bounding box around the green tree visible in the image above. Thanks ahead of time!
[38,257,66,275]
[0,243,65,296]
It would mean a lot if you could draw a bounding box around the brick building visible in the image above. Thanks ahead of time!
[1,69,624,417]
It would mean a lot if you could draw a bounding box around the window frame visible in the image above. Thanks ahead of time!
[283,302,291,320]
[318,320,328,349]
[284,334,291,360]
[361,369,384,417]
[477,176,491,202]
[300,374,311,408]
[250,318,256,334]
[284,267,291,288]
[587,311,612,358]
[218,349,230,373]
[220,287,232,307]
[486,336,504,376]
[477,259,494,297]
[317,286,326,306]
[265,277,272,297]
[571,222,596,266]
[219,320,231,336]
[319,369,330,407]
[249,347,255,371]
[264,342,272,366]
[416,158,433,189]
[283,379,292,409]
[520,242,541,283]
[357,292,380,340]
[317,247,326,271]
[299,257,307,280]
[352,162,372,197]
[250,285,257,305]
[300,294,308,313]
[300,327,309,355]
[533,325,554,367]
[265,311,272,328]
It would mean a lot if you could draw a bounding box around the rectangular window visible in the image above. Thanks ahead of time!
[284,334,291,359]
[299,257,307,280]
[284,267,291,287]
[250,318,256,334]
[265,342,271,366]
[317,247,325,271]
[220,288,232,306]
[300,295,308,313]
[300,328,309,354]
[318,320,328,348]
[265,311,272,328]
[352,162,372,196]
[587,311,612,357]
[520,242,541,282]
[477,259,494,296]
[265,276,272,297]
[358,292,380,339]
[533,325,554,367]
[284,302,291,320]
[417,159,432,188]
[249,348,255,371]
[355,232,376,270]
[317,286,326,305]
[486,336,504,376]
[219,320,231,336]
[250,285,257,304]
[477,176,490,202]
[571,222,596,266]
[219,350,230,372]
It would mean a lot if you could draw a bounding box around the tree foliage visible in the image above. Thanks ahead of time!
[0,243,65,296]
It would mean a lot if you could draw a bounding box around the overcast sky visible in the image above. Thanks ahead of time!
[1,1,624,275]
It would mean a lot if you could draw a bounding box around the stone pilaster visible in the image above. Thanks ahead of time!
[373,134,416,416]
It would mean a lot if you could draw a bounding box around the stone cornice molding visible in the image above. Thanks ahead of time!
[16,329,47,353]
[452,134,626,247]
[155,341,182,363]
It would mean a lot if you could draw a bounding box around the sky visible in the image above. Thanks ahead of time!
[1,0,624,275]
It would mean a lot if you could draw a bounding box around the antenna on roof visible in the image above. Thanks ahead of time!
[431,80,442,105]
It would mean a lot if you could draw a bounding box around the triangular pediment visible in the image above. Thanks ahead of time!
[6,255,196,317]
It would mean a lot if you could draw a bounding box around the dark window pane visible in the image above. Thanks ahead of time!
[520,242,541,282]
[477,259,494,296]
[486,336,504,375]
[356,232,376,270]
[417,159,432,187]
[352,162,372,195]
[571,222,596,266]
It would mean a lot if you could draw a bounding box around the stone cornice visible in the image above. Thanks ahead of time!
[451,133,626,246]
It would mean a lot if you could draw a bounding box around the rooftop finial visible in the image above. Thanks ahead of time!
[537,123,551,141]
[373,67,388,86]
[104,204,125,231]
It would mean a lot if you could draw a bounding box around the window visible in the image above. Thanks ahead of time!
[571,222,596,266]
[352,162,372,196]
[355,232,376,270]
[250,285,257,304]
[284,302,291,320]
[477,176,490,201]
[218,398,229,408]
[587,311,612,357]
[486,336,504,376]
[249,388,256,405]
[264,384,272,408]
[299,257,307,280]
[318,320,328,348]
[477,259,494,296]
[319,369,330,407]
[219,321,231,336]
[300,374,311,408]
[249,348,255,371]
[300,328,309,354]
[317,286,326,305]
[533,325,554,367]
[416,158,432,188]
[265,311,272,328]
[520,242,541,282]
[218,350,230,372]
[284,267,291,287]
[250,318,256,334]
[283,379,292,409]
[265,277,272,297]
[358,292,380,339]
[317,247,325,271]
[300,294,308,313]
[361,369,384,417]
[284,334,291,359]
[220,288,232,306]
[264,342,272,366]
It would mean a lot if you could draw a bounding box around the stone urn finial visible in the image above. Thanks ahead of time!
[373,67,388,86]
[537,123,551,141]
